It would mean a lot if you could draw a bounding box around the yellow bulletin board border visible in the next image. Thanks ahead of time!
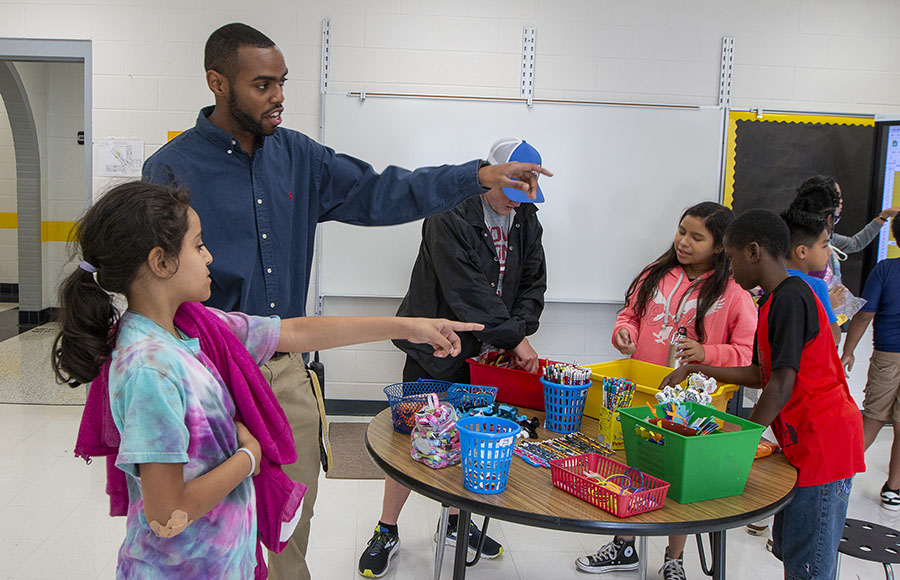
[723,111,875,208]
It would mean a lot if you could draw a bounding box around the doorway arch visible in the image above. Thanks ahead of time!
[0,39,91,324]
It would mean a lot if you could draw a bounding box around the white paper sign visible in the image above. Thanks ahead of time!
[98,138,144,177]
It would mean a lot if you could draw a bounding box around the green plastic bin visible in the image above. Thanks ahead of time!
[619,402,764,504]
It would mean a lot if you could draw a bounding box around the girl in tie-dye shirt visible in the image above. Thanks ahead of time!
[52,182,482,579]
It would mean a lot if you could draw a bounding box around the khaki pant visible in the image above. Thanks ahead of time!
[263,353,323,580]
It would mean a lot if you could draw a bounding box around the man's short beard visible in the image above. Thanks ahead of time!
[227,88,273,138]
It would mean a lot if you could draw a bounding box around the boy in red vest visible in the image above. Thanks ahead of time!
[662,208,865,580]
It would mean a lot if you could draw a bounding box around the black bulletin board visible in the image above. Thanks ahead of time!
[723,112,876,294]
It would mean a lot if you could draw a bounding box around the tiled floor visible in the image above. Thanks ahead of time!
[0,323,891,579]
[1,402,897,579]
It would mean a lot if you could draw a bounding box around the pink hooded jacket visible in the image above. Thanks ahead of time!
[613,266,757,367]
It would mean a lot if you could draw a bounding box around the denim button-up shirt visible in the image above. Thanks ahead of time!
[143,106,485,319]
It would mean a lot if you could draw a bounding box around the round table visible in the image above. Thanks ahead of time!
[365,408,797,580]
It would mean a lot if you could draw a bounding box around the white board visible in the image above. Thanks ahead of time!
[321,94,723,303]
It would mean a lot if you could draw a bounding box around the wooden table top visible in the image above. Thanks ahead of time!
[365,408,797,536]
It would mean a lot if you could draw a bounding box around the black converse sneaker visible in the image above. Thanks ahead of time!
[435,518,503,558]
[659,548,687,580]
[358,524,401,578]
[882,483,900,511]
[575,537,639,573]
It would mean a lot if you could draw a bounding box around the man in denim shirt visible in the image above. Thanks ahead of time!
[143,23,549,580]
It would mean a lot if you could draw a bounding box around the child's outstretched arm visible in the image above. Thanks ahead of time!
[277,317,484,358]
[139,422,261,538]
[841,311,875,372]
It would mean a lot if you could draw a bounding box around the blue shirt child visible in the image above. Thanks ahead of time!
[860,257,900,353]
[786,268,838,325]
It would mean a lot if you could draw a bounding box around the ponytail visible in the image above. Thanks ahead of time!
[52,264,119,385]
[51,181,191,385]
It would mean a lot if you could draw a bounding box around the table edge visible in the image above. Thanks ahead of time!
[364,427,796,536]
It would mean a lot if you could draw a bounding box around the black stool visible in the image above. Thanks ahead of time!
[837,518,900,579]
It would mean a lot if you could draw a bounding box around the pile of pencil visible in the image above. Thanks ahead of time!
[514,431,612,468]
[602,377,635,411]
[542,363,591,386]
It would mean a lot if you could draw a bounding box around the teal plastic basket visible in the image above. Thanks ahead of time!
[542,378,592,434]
[457,416,521,494]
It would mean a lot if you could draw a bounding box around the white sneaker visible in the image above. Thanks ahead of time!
[881,483,900,510]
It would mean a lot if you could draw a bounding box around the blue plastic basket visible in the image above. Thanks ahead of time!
[448,383,498,414]
[384,381,456,434]
[542,378,592,434]
[457,416,521,494]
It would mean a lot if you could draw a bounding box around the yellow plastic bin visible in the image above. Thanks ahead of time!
[583,359,739,420]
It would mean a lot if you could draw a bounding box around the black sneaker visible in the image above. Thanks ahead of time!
[575,537,639,573]
[434,518,503,559]
[358,525,401,578]
[658,548,686,580]
[882,483,900,511]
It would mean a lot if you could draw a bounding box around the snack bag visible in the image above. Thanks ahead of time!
[410,393,461,469]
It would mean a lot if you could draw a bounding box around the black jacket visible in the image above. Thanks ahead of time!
[393,195,547,378]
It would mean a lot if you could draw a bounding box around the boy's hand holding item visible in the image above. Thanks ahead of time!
[512,337,539,373]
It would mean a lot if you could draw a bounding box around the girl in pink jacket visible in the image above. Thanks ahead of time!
[614,201,757,368]
[577,201,756,580]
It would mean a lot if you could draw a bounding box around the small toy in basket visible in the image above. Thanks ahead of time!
[410,393,461,469]
[550,453,669,518]
[384,381,456,434]
[448,382,498,415]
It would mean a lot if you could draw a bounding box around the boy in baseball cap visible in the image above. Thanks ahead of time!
[486,138,546,203]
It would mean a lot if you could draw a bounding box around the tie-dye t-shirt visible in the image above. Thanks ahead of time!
[109,308,280,579]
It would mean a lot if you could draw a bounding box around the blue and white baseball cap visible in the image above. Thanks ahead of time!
[486,138,545,203]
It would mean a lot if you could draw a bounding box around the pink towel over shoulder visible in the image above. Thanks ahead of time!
[74,302,307,579]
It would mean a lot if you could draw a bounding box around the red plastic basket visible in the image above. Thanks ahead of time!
[550,453,669,518]
[467,357,560,410]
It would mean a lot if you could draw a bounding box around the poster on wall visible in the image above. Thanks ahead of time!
[98,138,144,177]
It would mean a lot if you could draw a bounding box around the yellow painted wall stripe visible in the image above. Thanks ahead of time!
[723,111,875,208]
[0,214,77,242]
[41,221,77,243]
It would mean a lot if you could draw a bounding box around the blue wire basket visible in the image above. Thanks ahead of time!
[448,383,498,414]
[457,416,521,494]
[384,381,455,434]
[542,378,592,434]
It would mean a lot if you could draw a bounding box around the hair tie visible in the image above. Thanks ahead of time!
[79,260,97,273]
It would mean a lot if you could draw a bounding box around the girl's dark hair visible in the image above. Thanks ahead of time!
[790,175,841,215]
[623,201,734,343]
[52,182,191,385]
[893,215,900,243]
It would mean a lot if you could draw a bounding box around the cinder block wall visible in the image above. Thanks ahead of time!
[0,0,891,403]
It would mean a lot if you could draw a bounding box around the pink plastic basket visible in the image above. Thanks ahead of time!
[550,453,669,518]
